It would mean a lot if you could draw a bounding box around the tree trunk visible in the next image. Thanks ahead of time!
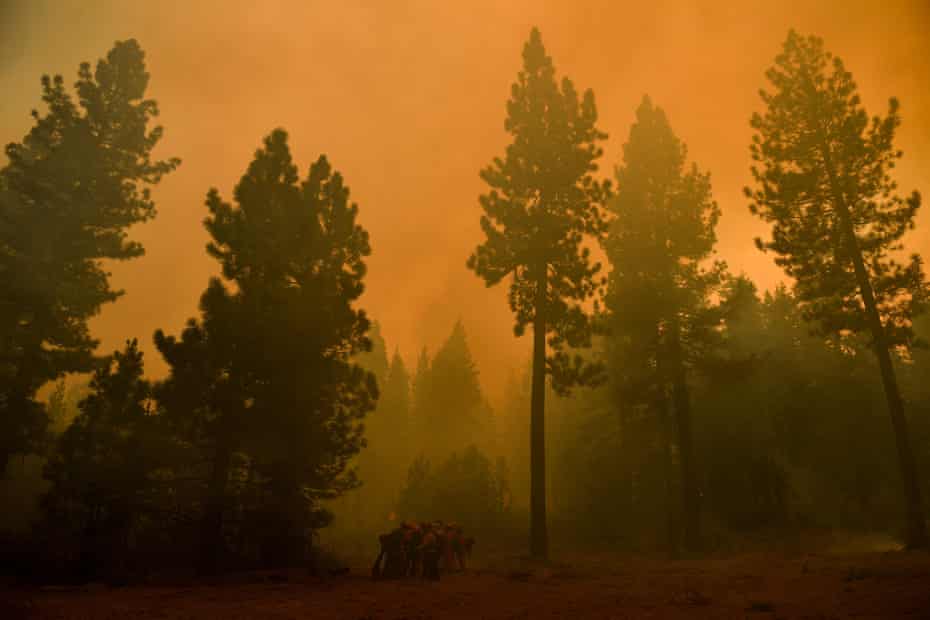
[669,323,700,551]
[0,448,9,480]
[199,438,232,574]
[659,398,678,553]
[530,266,548,560]
[655,349,678,553]
[821,146,929,549]
[842,227,927,548]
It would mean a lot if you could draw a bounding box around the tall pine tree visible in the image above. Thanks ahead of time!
[467,28,609,559]
[0,40,178,473]
[603,96,723,551]
[155,129,376,569]
[746,30,927,548]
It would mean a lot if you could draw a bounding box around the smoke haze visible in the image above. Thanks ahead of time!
[2,0,928,403]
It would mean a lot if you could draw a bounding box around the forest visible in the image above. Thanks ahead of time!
[2,3,930,618]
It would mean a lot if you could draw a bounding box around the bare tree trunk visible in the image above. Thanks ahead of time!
[669,323,700,551]
[821,147,928,550]
[199,438,232,574]
[655,350,678,553]
[0,449,9,480]
[530,266,548,560]
[658,398,678,553]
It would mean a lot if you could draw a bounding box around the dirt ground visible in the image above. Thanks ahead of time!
[3,550,930,619]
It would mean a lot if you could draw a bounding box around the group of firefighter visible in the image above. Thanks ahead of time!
[372,520,474,581]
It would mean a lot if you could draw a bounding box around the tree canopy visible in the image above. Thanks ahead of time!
[747,29,928,549]
[0,39,178,472]
[154,128,377,568]
[603,95,723,550]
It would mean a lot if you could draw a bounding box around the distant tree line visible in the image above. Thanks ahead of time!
[327,319,506,546]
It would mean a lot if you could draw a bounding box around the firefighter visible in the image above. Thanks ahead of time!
[440,522,458,572]
[419,522,441,580]
[401,521,422,577]
[372,527,405,579]
[462,535,476,568]
[449,524,471,572]
[372,532,388,579]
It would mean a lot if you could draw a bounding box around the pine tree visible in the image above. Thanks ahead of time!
[42,340,161,577]
[382,348,411,456]
[411,347,430,416]
[409,347,431,454]
[746,30,927,548]
[603,96,723,551]
[692,277,793,532]
[397,445,510,531]
[153,313,243,573]
[0,40,179,473]
[155,128,376,569]
[350,343,412,532]
[467,28,609,559]
[417,321,484,456]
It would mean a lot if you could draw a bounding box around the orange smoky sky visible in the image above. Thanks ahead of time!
[2,0,929,405]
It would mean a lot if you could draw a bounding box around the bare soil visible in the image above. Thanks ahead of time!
[3,550,929,619]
